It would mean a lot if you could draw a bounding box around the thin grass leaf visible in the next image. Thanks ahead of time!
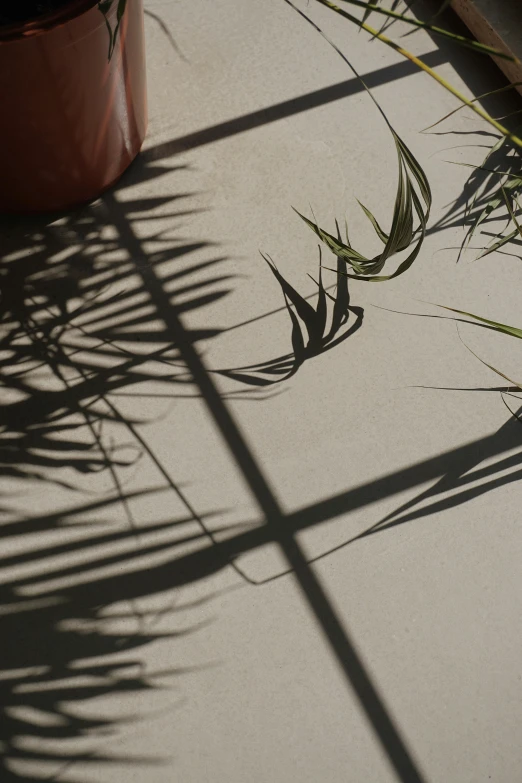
[422,82,522,132]
[285,0,431,282]
[464,174,522,255]
[395,133,432,208]
[502,187,522,241]
[286,0,522,280]
[311,0,522,149]
[466,128,522,236]
[435,304,522,339]
[296,129,431,281]
[501,394,522,423]
[496,109,522,123]
[335,218,352,249]
[331,0,517,60]
[445,160,518,179]
[432,0,453,19]
[464,173,522,256]
[344,219,351,246]
[478,228,519,259]
[357,200,389,243]
[456,331,522,390]
[297,210,369,268]
[373,0,413,37]
[457,153,506,253]
[361,0,376,24]
[482,133,510,164]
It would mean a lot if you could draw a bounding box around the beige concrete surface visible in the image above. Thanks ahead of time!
[2,2,522,782]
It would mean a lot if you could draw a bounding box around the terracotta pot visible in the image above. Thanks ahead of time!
[0,0,147,213]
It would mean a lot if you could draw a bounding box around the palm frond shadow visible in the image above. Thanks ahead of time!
[3,142,522,783]
[0,152,366,780]
[0,163,256,782]
[215,251,363,387]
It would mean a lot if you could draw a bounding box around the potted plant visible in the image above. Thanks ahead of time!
[0,0,145,213]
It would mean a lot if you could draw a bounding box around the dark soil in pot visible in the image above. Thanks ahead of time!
[0,0,76,26]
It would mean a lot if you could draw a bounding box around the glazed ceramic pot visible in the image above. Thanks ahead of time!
[0,0,147,213]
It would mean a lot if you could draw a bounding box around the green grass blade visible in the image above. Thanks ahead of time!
[345,226,425,281]
[332,0,517,60]
[394,131,432,217]
[463,176,522,252]
[423,82,522,133]
[357,200,389,243]
[312,0,522,148]
[286,0,431,282]
[295,132,430,281]
[294,210,368,269]
[502,187,522,241]
[478,228,519,259]
[435,304,522,339]
[458,334,522,390]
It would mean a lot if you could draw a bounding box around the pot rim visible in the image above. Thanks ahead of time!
[0,0,103,42]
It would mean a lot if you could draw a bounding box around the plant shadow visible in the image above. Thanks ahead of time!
[2,128,522,783]
[216,251,363,387]
[0,160,250,782]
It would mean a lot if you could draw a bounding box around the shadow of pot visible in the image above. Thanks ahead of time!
[0,0,147,213]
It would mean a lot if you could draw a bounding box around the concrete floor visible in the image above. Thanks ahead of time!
[2,1,522,782]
